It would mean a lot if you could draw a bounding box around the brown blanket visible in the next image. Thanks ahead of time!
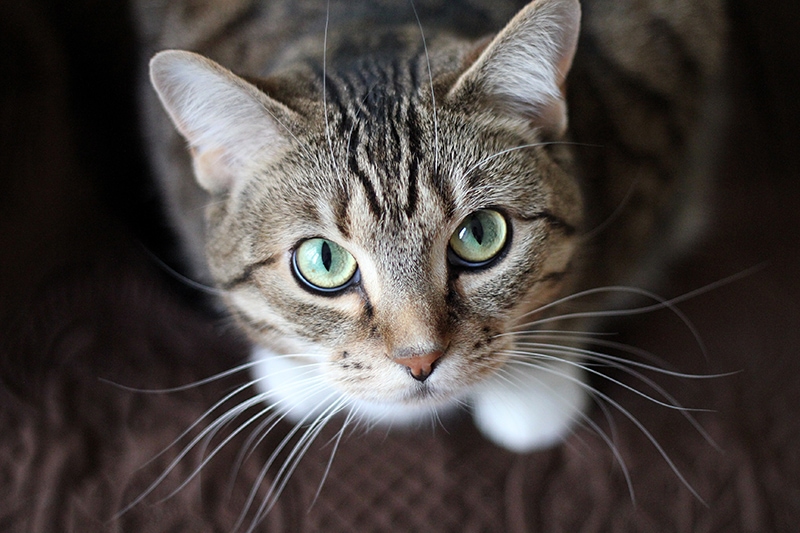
[2,0,799,531]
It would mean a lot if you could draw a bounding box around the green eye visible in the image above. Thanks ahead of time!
[449,209,508,267]
[293,238,358,292]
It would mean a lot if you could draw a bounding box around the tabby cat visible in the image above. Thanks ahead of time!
[136,0,726,456]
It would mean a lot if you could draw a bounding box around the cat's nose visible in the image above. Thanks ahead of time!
[393,350,443,382]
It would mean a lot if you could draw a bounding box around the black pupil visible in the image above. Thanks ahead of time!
[321,241,333,271]
[470,217,484,245]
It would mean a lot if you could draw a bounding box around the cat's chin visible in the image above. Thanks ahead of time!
[468,360,588,453]
[250,346,587,451]
[249,346,459,428]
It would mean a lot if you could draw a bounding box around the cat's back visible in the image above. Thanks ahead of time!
[135,0,527,72]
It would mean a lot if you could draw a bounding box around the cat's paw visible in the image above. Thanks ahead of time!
[469,360,588,452]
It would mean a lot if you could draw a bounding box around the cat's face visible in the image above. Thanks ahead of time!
[207,95,581,409]
[149,0,582,410]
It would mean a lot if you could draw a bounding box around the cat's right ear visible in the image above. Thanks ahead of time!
[149,50,295,193]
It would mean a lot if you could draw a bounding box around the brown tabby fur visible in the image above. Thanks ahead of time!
[135,0,727,453]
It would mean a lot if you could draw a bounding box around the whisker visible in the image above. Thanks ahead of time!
[228,362,334,475]
[502,351,702,413]
[461,141,594,183]
[231,369,332,470]
[512,266,763,348]
[504,356,708,504]
[503,346,724,449]
[242,394,346,531]
[116,362,327,517]
[578,176,639,242]
[231,387,341,532]
[491,363,637,502]
[310,401,357,509]
[512,340,737,380]
[116,392,259,518]
[504,350,701,411]
[137,242,230,297]
[322,0,342,187]
[409,0,439,173]
[225,409,283,500]
[509,285,711,363]
[100,359,262,394]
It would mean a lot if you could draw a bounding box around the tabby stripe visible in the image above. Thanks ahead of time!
[349,121,383,217]
[334,182,351,238]
[219,257,278,290]
[325,73,383,217]
[203,3,260,49]
[405,104,422,217]
[521,212,577,236]
[579,72,673,181]
[647,17,701,85]
[430,170,456,219]
[537,270,568,284]
[230,306,275,335]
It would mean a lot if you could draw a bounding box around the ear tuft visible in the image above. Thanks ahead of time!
[149,50,294,192]
[449,0,581,136]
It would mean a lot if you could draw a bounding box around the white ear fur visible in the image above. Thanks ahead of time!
[449,0,580,136]
[149,50,293,192]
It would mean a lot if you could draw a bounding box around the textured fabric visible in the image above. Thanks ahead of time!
[2,0,800,531]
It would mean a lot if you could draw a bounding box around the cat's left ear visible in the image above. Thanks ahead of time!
[448,0,580,137]
[150,50,297,193]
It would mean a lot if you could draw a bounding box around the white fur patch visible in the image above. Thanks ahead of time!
[249,346,456,427]
[469,358,588,452]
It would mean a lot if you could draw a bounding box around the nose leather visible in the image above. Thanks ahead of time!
[393,351,443,382]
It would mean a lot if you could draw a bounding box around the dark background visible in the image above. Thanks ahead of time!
[1,0,799,530]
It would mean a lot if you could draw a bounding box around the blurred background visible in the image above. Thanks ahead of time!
[1,0,798,530]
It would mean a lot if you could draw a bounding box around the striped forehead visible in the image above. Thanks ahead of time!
[319,57,448,229]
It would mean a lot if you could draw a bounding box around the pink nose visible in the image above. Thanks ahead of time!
[393,351,443,382]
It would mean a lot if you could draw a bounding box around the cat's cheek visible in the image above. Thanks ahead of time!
[469,359,589,452]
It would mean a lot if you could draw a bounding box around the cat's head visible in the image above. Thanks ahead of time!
[149,0,582,410]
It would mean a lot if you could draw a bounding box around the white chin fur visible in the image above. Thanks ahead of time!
[250,346,587,451]
[469,360,588,453]
[249,345,453,427]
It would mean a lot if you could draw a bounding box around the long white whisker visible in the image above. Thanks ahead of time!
[230,370,333,475]
[462,142,546,181]
[310,402,357,508]
[116,392,260,517]
[138,243,230,297]
[502,351,701,413]
[512,266,763,349]
[513,341,736,380]
[409,0,439,173]
[224,409,283,501]
[322,0,342,187]
[509,285,709,362]
[100,360,262,394]
[507,345,725,451]
[226,364,336,497]
[230,388,340,532]
[116,362,326,517]
[461,141,596,183]
[156,376,330,506]
[492,363,637,502]
[507,357,707,504]
[244,394,347,532]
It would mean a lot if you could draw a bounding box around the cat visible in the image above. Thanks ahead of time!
[136,0,726,462]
